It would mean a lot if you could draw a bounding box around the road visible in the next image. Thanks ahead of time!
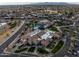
[54,32,71,57]
[0,53,39,57]
[0,20,25,53]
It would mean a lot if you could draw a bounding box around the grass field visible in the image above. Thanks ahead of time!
[51,40,64,54]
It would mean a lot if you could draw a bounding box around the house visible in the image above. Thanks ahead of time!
[0,23,7,34]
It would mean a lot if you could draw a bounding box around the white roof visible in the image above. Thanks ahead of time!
[30,29,41,37]
[38,38,42,40]
[41,30,53,40]
[0,23,7,27]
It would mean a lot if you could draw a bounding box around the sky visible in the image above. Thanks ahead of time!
[0,0,79,5]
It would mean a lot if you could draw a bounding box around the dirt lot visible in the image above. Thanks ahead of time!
[0,28,13,44]
[0,20,20,44]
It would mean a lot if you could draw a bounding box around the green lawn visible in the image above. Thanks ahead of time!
[29,20,38,28]
[49,26,59,32]
[8,21,17,29]
[14,47,28,53]
[56,21,64,26]
[63,27,70,32]
[37,47,49,54]
[51,40,64,54]
[28,47,35,52]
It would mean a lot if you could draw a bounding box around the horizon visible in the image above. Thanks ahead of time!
[0,2,79,5]
[0,0,79,5]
